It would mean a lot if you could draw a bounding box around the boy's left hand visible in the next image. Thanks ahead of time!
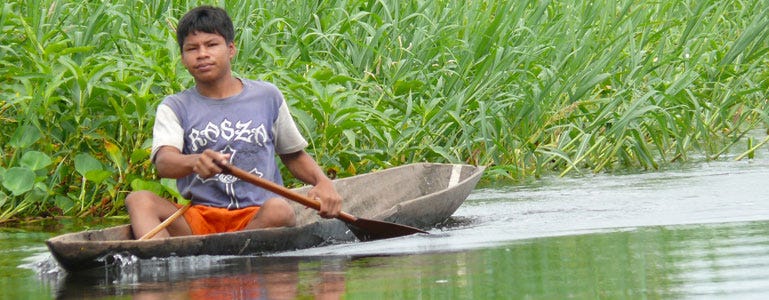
[308,180,342,218]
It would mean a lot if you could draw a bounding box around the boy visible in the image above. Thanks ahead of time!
[125,6,342,239]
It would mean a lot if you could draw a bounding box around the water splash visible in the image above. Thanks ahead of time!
[19,251,59,273]
[97,252,139,270]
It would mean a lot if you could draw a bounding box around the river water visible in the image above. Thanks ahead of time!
[2,157,769,299]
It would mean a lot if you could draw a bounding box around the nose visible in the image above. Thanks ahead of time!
[195,46,211,59]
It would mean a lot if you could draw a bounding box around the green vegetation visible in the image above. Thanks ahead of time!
[1,0,768,221]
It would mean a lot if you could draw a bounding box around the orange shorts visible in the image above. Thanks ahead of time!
[176,203,260,235]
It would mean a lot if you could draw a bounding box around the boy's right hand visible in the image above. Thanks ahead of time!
[194,149,231,178]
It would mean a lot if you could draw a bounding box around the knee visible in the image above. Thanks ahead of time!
[124,190,156,210]
[263,198,296,227]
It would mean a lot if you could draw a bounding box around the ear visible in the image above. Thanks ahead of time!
[228,42,237,59]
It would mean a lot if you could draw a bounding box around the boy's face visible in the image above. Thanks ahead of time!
[180,31,236,84]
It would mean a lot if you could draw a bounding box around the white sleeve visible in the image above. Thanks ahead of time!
[151,104,184,162]
[273,101,308,154]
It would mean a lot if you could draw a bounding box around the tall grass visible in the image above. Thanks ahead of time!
[1,0,768,221]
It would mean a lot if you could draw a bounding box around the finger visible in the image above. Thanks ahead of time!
[216,153,231,167]
[316,196,329,218]
[322,198,334,219]
[193,161,208,178]
[198,160,216,178]
[201,151,228,175]
[330,198,341,218]
[325,197,341,218]
[333,198,342,216]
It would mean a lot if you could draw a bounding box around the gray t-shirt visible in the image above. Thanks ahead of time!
[151,79,308,209]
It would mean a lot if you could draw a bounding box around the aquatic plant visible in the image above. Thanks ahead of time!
[1,0,768,221]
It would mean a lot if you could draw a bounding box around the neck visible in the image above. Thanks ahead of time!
[196,75,242,99]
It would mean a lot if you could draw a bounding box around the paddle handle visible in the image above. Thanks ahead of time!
[138,204,191,240]
[219,163,358,223]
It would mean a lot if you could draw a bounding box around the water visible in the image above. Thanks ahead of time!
[2,158,769,299]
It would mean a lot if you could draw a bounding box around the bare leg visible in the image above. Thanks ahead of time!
[244,198,297,229]
[125,190,193,239]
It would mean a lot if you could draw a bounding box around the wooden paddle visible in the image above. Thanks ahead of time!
[138,204,191,240]
[217,162,428,241]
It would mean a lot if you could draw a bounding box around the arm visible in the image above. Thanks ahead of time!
[280,150,342,218]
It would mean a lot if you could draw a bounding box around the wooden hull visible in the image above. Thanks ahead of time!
[46,163,485,272]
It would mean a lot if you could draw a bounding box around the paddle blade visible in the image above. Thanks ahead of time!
[346,218,428,241]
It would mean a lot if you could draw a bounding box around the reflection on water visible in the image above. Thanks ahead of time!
[18,220,766,299]
[4,158,769,298]
[334,221,769,299]
[50,256,346,299]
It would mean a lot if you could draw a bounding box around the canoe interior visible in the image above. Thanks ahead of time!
[46,163,484,272]
[294,162,482,227]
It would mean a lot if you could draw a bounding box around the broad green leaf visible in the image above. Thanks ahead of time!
[9,125,41,149]
[74,153,103,177]
[2,167,35,196]
[161,178,184,201]
[19,151,52,171]
[130,178,165,195]
[130,178,184,202]
[32,182,49,199]
[54,195,74,212]
[130,148,150,164]
[85,170,112,184]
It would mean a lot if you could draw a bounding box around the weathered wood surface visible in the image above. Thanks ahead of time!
[46,163,485,272]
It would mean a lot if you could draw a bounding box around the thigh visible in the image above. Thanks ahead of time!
[128,191,193,236]
[127,190,181,216]
[161,200,193,236]
[246,198,296,229]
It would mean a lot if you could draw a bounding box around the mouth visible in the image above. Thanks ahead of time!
[195,63,214,72]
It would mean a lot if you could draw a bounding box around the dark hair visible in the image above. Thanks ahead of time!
[176,6,235,51]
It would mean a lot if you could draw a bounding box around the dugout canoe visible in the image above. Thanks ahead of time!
[46,163,485,272]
